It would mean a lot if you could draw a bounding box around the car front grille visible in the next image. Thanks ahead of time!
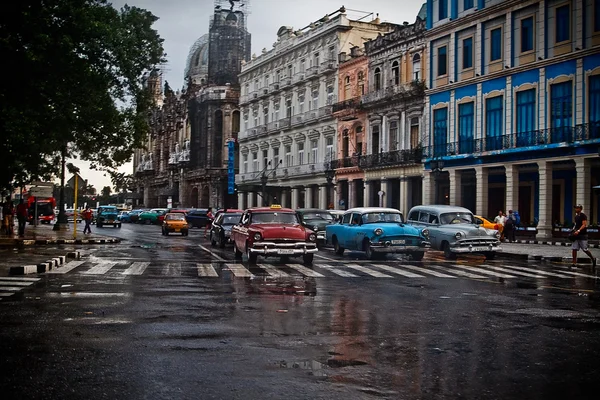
[457,238,499,247]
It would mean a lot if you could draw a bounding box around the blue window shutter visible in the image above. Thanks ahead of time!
[464,0,474,10]
[458,102,474,154]
[485,96,503,150]
[438,46,447,76]
[521,17,534,52]
[490,28,502,61]
[463,38,473,69]
[516,89,536,146]
[556,5,570,43]
[595,0,600,32]
[433,108,448,156]
[550,81,572,142]
[439,0,448,20]
[590,75,600,138]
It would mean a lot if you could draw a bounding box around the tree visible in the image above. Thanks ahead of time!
[101,186,112,199]
[0,0,165,192]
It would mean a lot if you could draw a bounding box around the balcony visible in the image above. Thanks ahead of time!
[319,60,336,74]
[332,97,361,120]
[423,123,600,159]
[361,80,426,108]
[269,82,281,93]
[280,76,293,89]
[305,66,319,79]
[359,148,423,169]
[329,155,361,170]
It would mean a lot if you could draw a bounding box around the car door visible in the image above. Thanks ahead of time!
[344,212,362,249]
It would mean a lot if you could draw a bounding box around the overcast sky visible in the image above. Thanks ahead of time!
[72,0,424,193]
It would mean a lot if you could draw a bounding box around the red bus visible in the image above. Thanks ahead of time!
[27,196,56,224]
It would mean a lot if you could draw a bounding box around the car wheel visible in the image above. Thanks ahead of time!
[411,251,425,261]
[97,223,103,228]
[183,230,189,236]
[364,239,375,260]
[245,243,257,264]
[219,234,226,249]
[233,242,242,259]
[118,224,122,228]
[210,232,216,247]
[484,252,496,260]
[333,237,344,256]
[443,242,457,260]
[303,253,314,265]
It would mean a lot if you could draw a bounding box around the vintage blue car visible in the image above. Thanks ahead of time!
[325,207,430,260]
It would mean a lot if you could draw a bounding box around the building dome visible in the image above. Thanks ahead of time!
[184,34,210,86]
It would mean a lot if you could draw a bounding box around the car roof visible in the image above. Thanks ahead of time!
[410,205,473,213]
[249,207,295,213]
[216,208,243,213]
[344,207,402,214]
[296,208,332,213]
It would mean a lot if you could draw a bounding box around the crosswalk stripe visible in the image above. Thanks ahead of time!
[532,267,599,279]
[258,264,290,277]
[495,265,577,279]
[317,264,359,277]
[225,263,253,278]
[122,262,150,276]
[0,281,34,287]
[162,263,182,276]
[370,264,425,278]
[451,264,516,278]
[0,287,26,291]
[286,264,325,278]
[399,264,457,278]
[47,260,86,274]
[0,277,41,282]
[197,264,219,277]
[479,264,551,279]
[0,292,15,297]
[81,262,117,275]
[429,265,489,279]
[346,264,393,278]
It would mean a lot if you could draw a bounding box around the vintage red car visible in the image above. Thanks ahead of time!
[231,205,318,265]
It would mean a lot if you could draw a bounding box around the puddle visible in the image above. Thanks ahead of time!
[327,358,368,368]
[278,360,328,377]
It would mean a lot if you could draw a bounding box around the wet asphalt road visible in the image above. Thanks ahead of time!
[1,223,600,400]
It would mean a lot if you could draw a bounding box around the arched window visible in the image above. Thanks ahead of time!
[374,68,381,91]
[344,76,351,100]
[392,61,400,85]
[342,129,349,158]
[357,71,365,95]
[412,53,421,81]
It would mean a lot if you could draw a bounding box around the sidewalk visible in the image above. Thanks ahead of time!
[0,222,120,247]
[498,241,598,264]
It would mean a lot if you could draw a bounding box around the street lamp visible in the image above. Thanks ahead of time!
[324,155,335,209]
[430,157,444,204]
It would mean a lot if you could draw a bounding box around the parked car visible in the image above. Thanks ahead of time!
[64,208,82,222]
[161,212,189,236]
[231,205,318,265]
[138,208,168,224]
[96,205,121,228]
[329,210,344,223]
[296,209,336,248]
[210,211,242,248]
[325,207,430,260]
[117,211,131,223]
[474,215,502,234]
[186,209,211,228]
[406,205,501,259]
[129,209,146,223]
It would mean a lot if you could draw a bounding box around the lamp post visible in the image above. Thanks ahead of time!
[324,157,335,209]
[431,157,444,204]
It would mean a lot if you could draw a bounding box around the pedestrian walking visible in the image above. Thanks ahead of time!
[3,197,14,236]
[204,207,213,238]
[504,210,516,243]
[571,204,597,269]
[82,206,93,234]
[16,199,28,237]
[494,210,506,241]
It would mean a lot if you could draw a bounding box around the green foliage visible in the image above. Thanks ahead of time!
[0,0,165,192]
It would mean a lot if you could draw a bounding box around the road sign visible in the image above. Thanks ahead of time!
[227,141,235,195]
[31,181,54,187]
[29,186,54,198]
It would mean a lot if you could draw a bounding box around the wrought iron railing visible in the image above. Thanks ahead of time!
[332,97,361,113]
[359,148,423,169]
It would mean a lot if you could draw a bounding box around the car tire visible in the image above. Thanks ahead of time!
[118,224,122,228]
[333,237,344,256]
[245,243,257,265]
[97,223,103,228]
[364,240,375,260]
[233,242,242,259]
[303,254,314,265]
[411,251,425,261]
[443,242,457,260]
[183,230,188,236]
[484,252,496,260]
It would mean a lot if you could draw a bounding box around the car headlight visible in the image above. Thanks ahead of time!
[495,231,501,239]
[374,228,383,236]
[455,232,462,240]
[422,228,429,238]
[308,233,317,242]
[313,226,319,232]
[253,232,262,241]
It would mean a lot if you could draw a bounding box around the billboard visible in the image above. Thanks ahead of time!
[227,140,235,195]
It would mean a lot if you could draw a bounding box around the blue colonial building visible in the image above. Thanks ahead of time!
[423,0,600,238]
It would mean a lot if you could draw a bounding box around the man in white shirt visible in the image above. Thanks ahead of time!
[494,211,506,241]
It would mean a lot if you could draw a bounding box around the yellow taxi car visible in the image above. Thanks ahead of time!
[474,215,503,234]
[162,212,189,236]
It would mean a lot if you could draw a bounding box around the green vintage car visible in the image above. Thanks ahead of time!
[138,208,168,225]
[96,206,121,228]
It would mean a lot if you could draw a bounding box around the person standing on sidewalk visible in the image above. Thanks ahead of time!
[494,210,506,241]
[3,197,14,236]
[82,206,93,234]
[505,210,516,243]
[16,199,28,237]
[204,207,213,238]
[571,204,596,269]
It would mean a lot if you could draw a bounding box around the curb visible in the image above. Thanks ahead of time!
[0,238,120,247]
[499,251,597,264]
[9,251,81,275]
[511,240,600,249]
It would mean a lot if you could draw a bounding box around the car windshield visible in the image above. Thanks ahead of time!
[361,212,403,224]
[165,213,185,221]
[440,212,475,225]
[222,215,241,225]
[252,212,298,224]
[302,212,334,221]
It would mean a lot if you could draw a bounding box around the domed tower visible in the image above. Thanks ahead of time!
[184,34,210,86]
[146,68,163,107]
[208,0,251,86]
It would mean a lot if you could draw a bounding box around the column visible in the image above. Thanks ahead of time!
[335,181,342,209]
[475,166,488,217]
[280,190,288,208]
[505,164,519,213]
[291,187,298,209]
[423,173,432,205]
[305,186,313,208]
[448,169,462,206]
[575,158,591,214]
[537,161,553,239]
[247,192,254,208]
[363,180,371,207]
[400,177,408,215]
[348,179,354,209]
[380,178,388,207]
[318,185,327,209]
[237,193,245,209]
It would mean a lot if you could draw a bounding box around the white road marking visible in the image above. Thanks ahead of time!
[314,254,339,262]
[513,265,598,279]
[258,264,290,277]
[225,263,253,278]
[429,265,489,279]
[122,262,150,276]
[286,264,325,278]
[0,287,26,291]
[399,264,457,278]
[451,264,515,278]
[0,293,14,297]
[316,264,358,277]
[479,264,551,279]
[46,260,86,274]
[0,281,34,287]
[162,263,182,276]
[370,264,425,278]
[346,264,393,278]
[197,264,219,277]
[81,262,117,275]
[0,277,41,282]
[198,245,225,261]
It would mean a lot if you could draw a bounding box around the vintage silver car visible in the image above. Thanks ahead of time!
[406,205,501,259]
